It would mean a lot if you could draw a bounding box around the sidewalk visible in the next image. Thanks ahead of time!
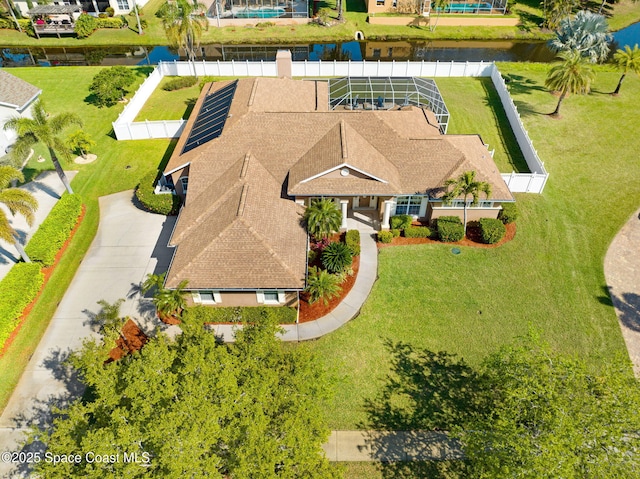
[0,191,175,478]
[323,430,463,461]
[0,171,77,282]
[604,207,640,377]
[211,212,379,342]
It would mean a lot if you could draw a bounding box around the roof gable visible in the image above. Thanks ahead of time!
[0,70,41,111]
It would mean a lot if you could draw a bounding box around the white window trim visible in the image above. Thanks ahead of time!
[257,290,284,305]
[192,290,221,304]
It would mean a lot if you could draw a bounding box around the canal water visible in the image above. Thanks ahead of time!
[0,22,638,67]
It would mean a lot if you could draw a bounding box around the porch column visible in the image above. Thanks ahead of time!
[340,200,348,230]
[381,200,393,229]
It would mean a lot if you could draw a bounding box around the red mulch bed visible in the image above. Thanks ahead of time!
[299,255,360,323]
[0,205,86,359]
[378,222,517,249]
[105,319,148,363]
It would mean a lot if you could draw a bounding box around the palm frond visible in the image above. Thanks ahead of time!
[0,208,16,243]
[0,188,38,226]
[0,165,24,188]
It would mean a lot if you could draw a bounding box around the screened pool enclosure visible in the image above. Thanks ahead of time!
[431,0,507,14]
[208,0,309,19]
[328,77,450,133]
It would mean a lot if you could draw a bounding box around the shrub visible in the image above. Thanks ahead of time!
[437,216,464,242]
[255,21,275,27]
[305,266,342,305]
[96,17,125,29]
[0,18,12,29]
[135,171,182,215]
[499,203,518,224]
[0,263,44,349]
[404,226,432,238]
[163,76,198,91]
[139,18,148,29]
[74,13,97,38]
[183,305,297,324]
[479,218,506,244]
[377,231,394,243]
[391,229,401,238]
[345,230,360,256]
[89,65,135,107]
[105,6,115,16]
[390,214,413,230]
[321,241,353,274]
[25,194,82,266]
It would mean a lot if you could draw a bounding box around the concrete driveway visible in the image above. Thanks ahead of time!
[0,191,175,477]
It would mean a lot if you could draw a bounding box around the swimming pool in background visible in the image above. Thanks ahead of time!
[438,2,493,12]
[232,7,285,18]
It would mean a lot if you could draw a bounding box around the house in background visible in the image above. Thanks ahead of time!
[161,76,514,307]
[13,0,150,17]
[0,70,41,155]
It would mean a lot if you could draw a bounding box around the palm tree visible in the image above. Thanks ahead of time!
[430,0,449,32]
[141,272,166,296]
[4,100,81,194]
[303,198,342,240]
[442,170,491,235]
[305,266,342,305]
[153,279,189,320]
[543,0,579,30]
[336,0,344,22]
[545,50,595,117]
[548,10,612,64]
[0,166,38,262]
[95,298,133,352]
[159,0,207,63]
[612,44,640,95]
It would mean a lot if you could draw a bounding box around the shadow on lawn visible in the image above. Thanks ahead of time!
[361,340,491,478]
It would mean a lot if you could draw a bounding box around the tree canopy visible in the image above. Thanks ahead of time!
[30,308,340,479]
[442,170,491,233]
[549,10,612,64]
[612,43,640,94]
[545,50,595,117]
[89,66,136,107]
[159,0,207,62]
[303,198,342,240]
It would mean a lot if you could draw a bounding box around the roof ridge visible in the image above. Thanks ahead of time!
[340,119,348,160]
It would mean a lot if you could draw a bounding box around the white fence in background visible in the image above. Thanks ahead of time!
[112,59,548,193]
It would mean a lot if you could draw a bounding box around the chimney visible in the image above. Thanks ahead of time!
[276,49,292,79]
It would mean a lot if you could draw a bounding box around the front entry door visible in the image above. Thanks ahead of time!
[354,196,376,209]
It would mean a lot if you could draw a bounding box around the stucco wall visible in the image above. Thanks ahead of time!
[428,204,502,222]
[188,291,299,307]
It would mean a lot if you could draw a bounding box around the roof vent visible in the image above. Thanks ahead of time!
[340,168,350,177]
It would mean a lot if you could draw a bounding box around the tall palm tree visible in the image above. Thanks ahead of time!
[548,10,612,64]
[430,0,449,32]
[545,50,595,117]
[303,198,342,240]
[0,166,38,262]
[160,0,208,62]
[442,170,491,234]
[612,44,640,95]
[4,100,81,194]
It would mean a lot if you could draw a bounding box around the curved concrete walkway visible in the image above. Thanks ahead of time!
[604,207,640,377]
[211,211,379,342]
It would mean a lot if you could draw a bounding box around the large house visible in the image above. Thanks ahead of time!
[0,70,41,155]
[162,76,514,307]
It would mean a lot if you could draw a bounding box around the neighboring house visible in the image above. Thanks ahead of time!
[14,0,149,17]
[162,77,514,307]
[0,70,41,155]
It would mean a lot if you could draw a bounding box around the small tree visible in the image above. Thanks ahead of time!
[430,0,450,32]
[94,298,132,352]
[89,66,136,107]
[612,44,640,95]
[321,241,352,274]
[303,198,342,240]
[153,279,189,320]
[159,0,207,62]
[305,266,342,305]
[66,130,95,159]
[141,272,166,296]
[74,13,97,38]
[442,171,491,235]
[545,49,595,117]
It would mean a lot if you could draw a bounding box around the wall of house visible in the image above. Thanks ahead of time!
[166,165,189,200]
[428,203,502,223]
[188,291,299,308]
[0,105,18,155]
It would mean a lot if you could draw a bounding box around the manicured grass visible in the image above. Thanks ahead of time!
[0,0,638,46]
[0,66,173,413]
[310,65,640,430]
[135,76,201,121]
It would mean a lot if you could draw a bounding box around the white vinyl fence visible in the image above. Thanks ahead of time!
[112,58,548,193]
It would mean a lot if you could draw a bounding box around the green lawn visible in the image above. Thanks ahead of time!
[0,67,173,413]
[0,0,638,46]
[311,65,640,430]
[135,76,202,121]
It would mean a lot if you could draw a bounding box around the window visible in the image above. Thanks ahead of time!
[117,0,130,9]
[193,291,221,304]
[372,49,381,59]
[376,0,385,4]
[395,196,422,216]
[264,291,279,304]
[443,200,494,208]
[179,177,188,193]
[257,290,285,304]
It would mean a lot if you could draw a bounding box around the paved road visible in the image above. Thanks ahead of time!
[0,191,176,478]
[0,171,77,282]
[604,207,640,377]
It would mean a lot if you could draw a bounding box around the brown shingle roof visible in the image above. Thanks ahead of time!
[0,70,41,111]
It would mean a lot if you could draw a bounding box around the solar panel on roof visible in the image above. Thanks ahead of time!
[182,80,238,154]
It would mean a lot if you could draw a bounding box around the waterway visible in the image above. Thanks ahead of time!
[0,22,637,67]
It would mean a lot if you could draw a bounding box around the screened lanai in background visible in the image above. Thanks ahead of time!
[431,0,507,14]
[208,0,309,19]
[328,77,450,133]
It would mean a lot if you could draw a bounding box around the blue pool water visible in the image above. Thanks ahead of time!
[233,7,285,18]
[441,2,493,12]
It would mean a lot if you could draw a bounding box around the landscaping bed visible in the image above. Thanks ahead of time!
[378,222,516,249]
[106,318,148,363]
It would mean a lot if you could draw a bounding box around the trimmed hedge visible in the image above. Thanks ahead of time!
[96,17,125,28]
[377,231,394,243]
[183,305,297,324]
[0,263,44,350]
[404,226,432,238]
[74,13,97,38]
[479,218,506,244]
[25,194,82,267]
[390,214,413,230]
[499,203,518,224]
[437,216,464,242]
[345,229,360,256]
[135,172,182,215]
[163,76,198,91]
